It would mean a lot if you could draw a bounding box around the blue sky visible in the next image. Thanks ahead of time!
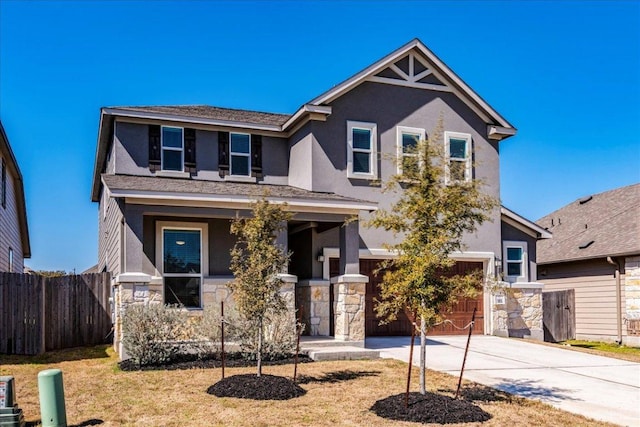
[1,1,638,272]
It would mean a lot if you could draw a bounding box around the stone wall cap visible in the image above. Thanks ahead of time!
[277,273,298,283]
[330,274,369,284]
[115,273,152,284]
[509,282,544,289]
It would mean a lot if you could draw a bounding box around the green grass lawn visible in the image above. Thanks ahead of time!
[560,340,640,361]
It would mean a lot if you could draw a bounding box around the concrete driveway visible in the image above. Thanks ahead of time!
[366,335,640,426]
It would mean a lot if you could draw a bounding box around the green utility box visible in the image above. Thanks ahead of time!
[0,376,25,427]
[38,369,67,427]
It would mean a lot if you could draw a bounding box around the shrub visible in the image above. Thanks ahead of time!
[231,308,301,361]
[122,303,191,367]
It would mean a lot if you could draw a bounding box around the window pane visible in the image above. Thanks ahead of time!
[231,155,249,176]
[449,138,467,159]
[163,150,182,171]
[352,128,371,150]
[507,247,523,261]
[353,151,371,174]
[449,161,466,182]
[507,262,521,277]
[163,127,183,148]
[402,133,419,153]
[164,229,201,273]
[165,277,201,308]
[231,133,250,153]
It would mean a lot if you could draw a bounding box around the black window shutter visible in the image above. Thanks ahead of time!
[218,131,229,177]
[148,125,161,171]
[251,134,262,177]
[184,128,196,173]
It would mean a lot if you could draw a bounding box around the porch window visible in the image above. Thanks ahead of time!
[444,131,471,184]
[396,126,425,175]
[503,241,527,282]
[347,121,377,179]
[162,227,203,308]
[162,126,184,171]
[230,132,251,176]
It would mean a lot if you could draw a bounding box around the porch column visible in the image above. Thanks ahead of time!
[123,207,145,274]
[333,217,368,345]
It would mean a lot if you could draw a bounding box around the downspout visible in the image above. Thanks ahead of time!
[606,257,623,345]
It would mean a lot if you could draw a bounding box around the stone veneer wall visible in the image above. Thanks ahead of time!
[113,275,297,359]
[492,283,543,341]
[296,280,331,336]
[624,256,640,346]
[332,276,367,344]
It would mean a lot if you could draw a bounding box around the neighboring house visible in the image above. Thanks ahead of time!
[90,39,548,354]
[0,120,31,273]
[537,184,640,346]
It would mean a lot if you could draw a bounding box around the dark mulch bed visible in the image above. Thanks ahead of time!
[119,352,313,371]
[207,374,306,400]
[371,392,492,424]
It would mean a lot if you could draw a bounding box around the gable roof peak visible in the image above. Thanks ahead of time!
[307,38,515,134]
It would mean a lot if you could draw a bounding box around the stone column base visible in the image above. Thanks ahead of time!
[331,274,368,343]
[297,279,331,336]
[113,273,154,359]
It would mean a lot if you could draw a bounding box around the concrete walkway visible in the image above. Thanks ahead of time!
[366,336,640,426]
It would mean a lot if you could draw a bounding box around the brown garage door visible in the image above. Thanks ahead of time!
[331,259,484,336]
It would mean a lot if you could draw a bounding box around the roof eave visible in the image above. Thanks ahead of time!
[103,108,283,133]
[0,121,31,258]
[90,110,113,202]
[501,206,552,239]
[538,250,640,266]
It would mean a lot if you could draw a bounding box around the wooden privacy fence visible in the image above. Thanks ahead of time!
[0,272,112,355]
[543,289,576,343]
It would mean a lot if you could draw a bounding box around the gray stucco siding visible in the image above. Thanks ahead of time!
[501,221,539,282]
[113,121,289,184]
[0,158,24,272]
[301,81,501,255]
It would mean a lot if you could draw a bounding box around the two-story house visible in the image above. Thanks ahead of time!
[0,120,31,272]
[91,39,549,355]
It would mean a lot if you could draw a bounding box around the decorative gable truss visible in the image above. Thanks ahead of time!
[368,52,452,93]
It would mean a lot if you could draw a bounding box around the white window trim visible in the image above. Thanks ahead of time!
[8,247,13,273]
[396,126,425,175]
[503,240,528,283]
[155,221,209,308]
[230,132,252,177]
[347,121,377,179]
[444,131,472,184]
[161,126,184,172]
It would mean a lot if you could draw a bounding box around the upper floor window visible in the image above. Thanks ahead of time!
[1,158,6,208]
[396,126,425,176]
[347,121,377,179]
[162,126,184,171]
[503,241,528,283]
[444,131,471,184]
[230,132,251,176]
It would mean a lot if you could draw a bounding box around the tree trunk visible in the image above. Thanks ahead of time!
[257,317,263,377]
[419,314,426,395]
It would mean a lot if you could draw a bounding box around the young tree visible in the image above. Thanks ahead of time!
[367,119,497,394]
[228,198,292,376]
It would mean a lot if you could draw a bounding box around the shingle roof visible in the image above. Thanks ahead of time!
[536,183,640,264]
[102,174,375,207]
[112,105,291,126]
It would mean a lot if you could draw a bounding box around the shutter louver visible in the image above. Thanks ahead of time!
[251,134,262,178]
[218,131,229,177]
[184,128,196,173]
[148,125,161,171]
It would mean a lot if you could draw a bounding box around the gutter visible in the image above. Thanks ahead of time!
[606,256,623,345]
